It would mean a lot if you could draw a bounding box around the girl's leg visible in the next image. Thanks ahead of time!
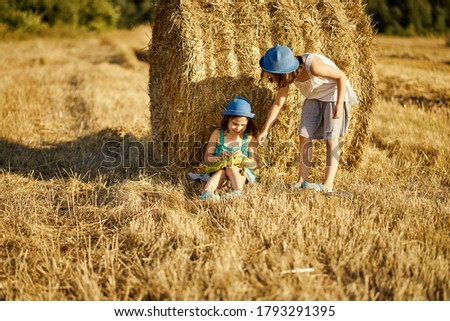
[225,167,246,191]
[323,138,339,190]
[298,136,312,183]
[203,169,226,193]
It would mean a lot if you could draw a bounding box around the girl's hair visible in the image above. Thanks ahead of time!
[219,116,258,136]
[260,56,303,89]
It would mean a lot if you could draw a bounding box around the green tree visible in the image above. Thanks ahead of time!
[365,0,450,35]
[78,0,119,30]
[0,0,119,31]
[111,0,156,28]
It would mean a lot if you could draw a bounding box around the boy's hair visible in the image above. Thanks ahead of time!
[219,116,258,136]
[260,56,303,89]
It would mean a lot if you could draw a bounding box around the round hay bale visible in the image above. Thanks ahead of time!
[148,0,376,174]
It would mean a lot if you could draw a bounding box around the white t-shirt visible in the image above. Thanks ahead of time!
[294,53,358,105]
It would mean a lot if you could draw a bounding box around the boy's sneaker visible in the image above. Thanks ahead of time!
[198,191,220,201]
[319,184,333,196]
[292,181,322,191]
[292,181,333,195]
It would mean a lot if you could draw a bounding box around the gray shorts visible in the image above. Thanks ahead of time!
[298,99,351,140]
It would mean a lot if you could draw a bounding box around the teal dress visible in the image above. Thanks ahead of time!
[187,129,256,183]
[213,129,256,183]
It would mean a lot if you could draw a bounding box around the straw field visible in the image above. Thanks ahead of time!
[1,26,449,301]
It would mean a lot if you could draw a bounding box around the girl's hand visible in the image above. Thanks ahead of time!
[206,152,229,163]
[221,151,231,158]
[232,150,243,158]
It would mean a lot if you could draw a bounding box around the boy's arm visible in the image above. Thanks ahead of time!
[258,85,289,144]
[309,56,347,119]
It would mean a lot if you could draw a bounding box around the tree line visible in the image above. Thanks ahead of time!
[0,0,157,32]
[366,0,450,35]
[0,0,449,36]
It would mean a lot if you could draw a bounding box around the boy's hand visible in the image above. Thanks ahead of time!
[333,103,344,119]
[257,130,268,145]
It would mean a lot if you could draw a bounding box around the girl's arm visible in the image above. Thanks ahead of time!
[203,129,225,163]
[309,56,347,119]
[245,135,259,169]
[257,85,289,145]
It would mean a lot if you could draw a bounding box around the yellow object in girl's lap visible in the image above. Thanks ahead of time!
[196,155,250,175]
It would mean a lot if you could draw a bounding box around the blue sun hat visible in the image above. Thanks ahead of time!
[259,44,299,74]
[221,96,255,118]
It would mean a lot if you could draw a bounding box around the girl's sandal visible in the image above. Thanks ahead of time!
[222,189,242,199]
[198,191,220,201]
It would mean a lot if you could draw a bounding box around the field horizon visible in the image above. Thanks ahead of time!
[0,25,449,301]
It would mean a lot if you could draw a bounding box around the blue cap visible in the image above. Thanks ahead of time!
[259,44,299,74]
[221,96,255,118]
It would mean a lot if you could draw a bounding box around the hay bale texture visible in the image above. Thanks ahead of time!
[148,0,376,173]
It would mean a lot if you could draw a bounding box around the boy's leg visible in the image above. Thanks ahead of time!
[203,169,226,193]
[323,138,339,190]
[322,100,350,191]
[298,136,312,183]
[225,167,246,191]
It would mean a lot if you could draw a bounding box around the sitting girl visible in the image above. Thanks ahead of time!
[196,96,258,201]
